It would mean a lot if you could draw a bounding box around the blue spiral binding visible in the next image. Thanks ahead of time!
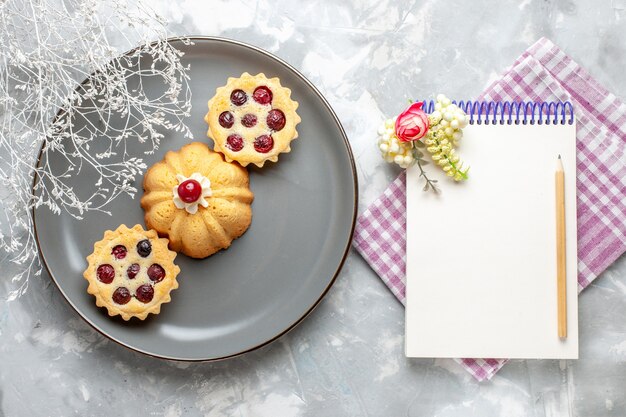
[420,100,575,125]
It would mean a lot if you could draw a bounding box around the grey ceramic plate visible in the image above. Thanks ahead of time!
[33,37,357,360]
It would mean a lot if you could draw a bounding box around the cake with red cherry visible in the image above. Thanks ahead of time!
[141,142,254,259]
[204,72,301,167]
[83,224,180,321]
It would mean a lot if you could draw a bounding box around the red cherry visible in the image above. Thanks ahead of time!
[226,134,244,152]
[135,284,154,303]
[266,109,286,131]
[111,245,127,259]
[253,86,272,105]
[241,114,257,128]
[254,135,274,153]
[218,111,234,128]
[112,287,131,305]
[126,263,140,279]
[96,264,115,284]
[177,179,202,203]
[148,264,166,283]
[230,89,247,106]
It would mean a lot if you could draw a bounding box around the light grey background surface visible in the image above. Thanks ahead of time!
[1,0,626,416]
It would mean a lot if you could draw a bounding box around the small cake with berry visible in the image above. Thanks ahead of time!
[141,142,254,259]
[205,72,301,167]
[83,224,180,321]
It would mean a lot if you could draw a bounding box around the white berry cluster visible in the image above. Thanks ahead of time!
[427,94,469,146]
[425,94,470,181]
[377,117,416,169]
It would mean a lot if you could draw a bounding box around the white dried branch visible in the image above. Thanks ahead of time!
[0,0,192,297]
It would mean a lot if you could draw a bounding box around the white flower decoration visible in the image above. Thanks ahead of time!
[172,173,212,214]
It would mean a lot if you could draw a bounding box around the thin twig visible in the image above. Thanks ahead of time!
[0,0,192,296]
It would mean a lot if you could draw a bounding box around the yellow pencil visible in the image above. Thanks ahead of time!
[556,155,567,339]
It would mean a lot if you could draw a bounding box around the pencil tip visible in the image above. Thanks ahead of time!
[558,154,561,159]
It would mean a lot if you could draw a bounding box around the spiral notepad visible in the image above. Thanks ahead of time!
[405,101,578,359]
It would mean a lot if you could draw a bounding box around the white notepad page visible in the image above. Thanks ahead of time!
[405,119,578,359]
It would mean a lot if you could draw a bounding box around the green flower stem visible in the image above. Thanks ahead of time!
[447,159,468,180]
[413,146,439,193]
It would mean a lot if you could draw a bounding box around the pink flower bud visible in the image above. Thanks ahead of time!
[395,102,429,142]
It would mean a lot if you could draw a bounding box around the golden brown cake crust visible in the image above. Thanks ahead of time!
[83,224,180,321]
[205,72,301,167]
[141,142,254,259]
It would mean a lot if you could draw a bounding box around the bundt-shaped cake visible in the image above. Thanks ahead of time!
[141,142,254,259]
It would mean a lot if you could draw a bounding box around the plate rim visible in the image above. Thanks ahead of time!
[32,35,358,362]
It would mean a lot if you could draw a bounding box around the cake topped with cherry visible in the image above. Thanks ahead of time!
[141,142,254,259]
[205,72,301,167]
[83,224,180,321]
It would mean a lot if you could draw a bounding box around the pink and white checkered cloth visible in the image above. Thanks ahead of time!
[353,38,626,381]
